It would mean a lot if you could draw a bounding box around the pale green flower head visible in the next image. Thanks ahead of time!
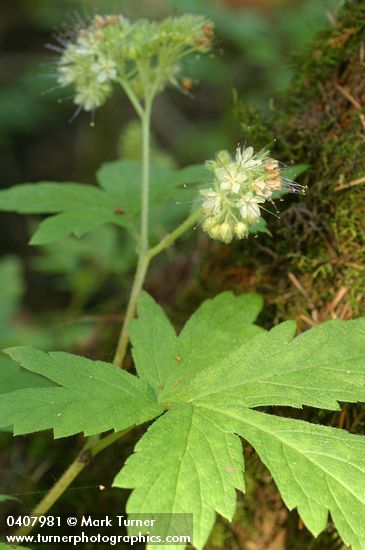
[200,145,303,243]
[57,14,214,112]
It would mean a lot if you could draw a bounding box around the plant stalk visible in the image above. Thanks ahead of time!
[113,99,152,367]
[114,209,201,368]
[112,254,149,367]
[147,210,201,262]
[14,88,202,536]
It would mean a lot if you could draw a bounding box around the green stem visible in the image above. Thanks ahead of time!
[140,99,152,255]
[113,100,152,367]
[112,254,149,366]
[147,209,201,262]
[15,429,129,537]
[119,79,143,118]
[113,209,201,367]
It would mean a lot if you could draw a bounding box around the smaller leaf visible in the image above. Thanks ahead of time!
[0,182,132,244]
[282,163,309,180]
[0,182,108,213]
[29,209,131,245]
[248,217,271,235]
[0,162,207,244]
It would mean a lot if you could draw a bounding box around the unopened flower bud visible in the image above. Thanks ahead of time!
[219,222,233,243]
[234,222,248,239]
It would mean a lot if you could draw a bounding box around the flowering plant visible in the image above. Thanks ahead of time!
[57,14,213,113]
[1,11,364,550]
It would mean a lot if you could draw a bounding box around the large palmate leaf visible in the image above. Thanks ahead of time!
[113,294,365,550]
[4,291,365,548]
[0,160,207,245]
[129,291,264,390]
[0,347,163,438]
[114,403,244,550]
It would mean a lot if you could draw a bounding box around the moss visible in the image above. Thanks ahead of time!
[199,0,365,326]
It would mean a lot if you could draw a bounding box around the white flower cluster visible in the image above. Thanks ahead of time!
[200,146,295,243]
[57,14,214,112]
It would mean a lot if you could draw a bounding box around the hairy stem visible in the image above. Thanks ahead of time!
[114,209,202,368]
[140,99,152,255]
[113,99,152,367]
[148,209,201,262]
[112,254,149,366]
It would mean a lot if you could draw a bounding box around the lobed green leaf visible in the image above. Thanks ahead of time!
[0,347,164,438]
[4,288,365,550]
[117,294,365,549]
[161,318,365,410]
[113,403,244,550]
[130,291,264,392]
[0,160,207,245]
[213,407,365,550]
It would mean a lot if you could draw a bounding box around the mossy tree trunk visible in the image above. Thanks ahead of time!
[196,0,365,329]
[270,0,365,327]
[190,1,365,547]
